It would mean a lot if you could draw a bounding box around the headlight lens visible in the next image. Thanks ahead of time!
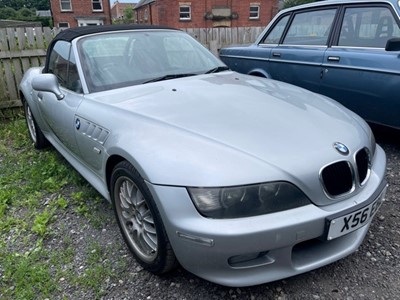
[188,182,310,219]
[370,129,376,156]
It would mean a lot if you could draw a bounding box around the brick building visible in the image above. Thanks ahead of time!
[50,0,112,28]
[111,1,137,21]
[134,0,279,28]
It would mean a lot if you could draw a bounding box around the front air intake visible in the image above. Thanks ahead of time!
[321,161,353,197]
[356,148,370,185]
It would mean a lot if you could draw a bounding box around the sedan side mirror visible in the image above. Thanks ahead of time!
[32,73,65,100]
[385,38,400,51]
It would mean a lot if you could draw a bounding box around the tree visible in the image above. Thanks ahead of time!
[0,7,16,19]
[0,0,49,10]
[0,0,26,10]
[33,0,50,10]
[17,7,34,19]
[123,5,135,24]
[113,5,136,25]
[282,0,319,9]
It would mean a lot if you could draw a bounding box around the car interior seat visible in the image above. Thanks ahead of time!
[376,16,393,39]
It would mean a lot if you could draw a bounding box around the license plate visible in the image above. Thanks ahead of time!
[326,186,387,241]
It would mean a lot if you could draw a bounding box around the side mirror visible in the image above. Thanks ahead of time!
[32,73,65,100]
[385,38,400,51]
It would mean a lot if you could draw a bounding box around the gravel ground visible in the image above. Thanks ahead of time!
[36,126,400,299]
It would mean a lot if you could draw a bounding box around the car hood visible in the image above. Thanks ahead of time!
[88,72,370,201]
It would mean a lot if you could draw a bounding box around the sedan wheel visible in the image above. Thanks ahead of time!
[111,161,177,273]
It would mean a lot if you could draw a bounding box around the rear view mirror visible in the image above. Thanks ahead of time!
[32,73,65,100]
[385,38,400,51]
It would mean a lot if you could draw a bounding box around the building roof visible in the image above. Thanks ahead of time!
[134,0,155,9]
[36,10,52,17]
[111,1,138,10]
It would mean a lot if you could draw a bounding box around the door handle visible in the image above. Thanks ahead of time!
[272,52,281,57]
[327,56,340,62]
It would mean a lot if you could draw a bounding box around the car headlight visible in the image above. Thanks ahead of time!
[370,129,376,156]
[188,182,311,219]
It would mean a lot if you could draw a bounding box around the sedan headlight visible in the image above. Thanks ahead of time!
[188,182,311,219]
[370,129,376,156]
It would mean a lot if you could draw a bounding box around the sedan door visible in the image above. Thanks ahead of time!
[321,4,400,128]
[264,8,339,93]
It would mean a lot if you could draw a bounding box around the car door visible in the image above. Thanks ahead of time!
[321,4,400,128]
[37,40,83,155]
[264,7,339,93]
[223,15,290,77]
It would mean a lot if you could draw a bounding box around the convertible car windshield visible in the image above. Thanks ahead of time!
[78,30,226,92]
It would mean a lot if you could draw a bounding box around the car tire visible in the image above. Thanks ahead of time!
[24,101,49,149]
[110,161,178,274]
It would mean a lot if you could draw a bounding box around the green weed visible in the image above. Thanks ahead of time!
[1,249,56,299]
[32,209,52,236]
[0,118,113,299]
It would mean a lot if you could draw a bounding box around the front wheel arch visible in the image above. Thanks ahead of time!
[248,69,271,79]
[110,160,178,274]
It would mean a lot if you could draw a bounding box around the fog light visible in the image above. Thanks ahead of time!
[228,251,275,269]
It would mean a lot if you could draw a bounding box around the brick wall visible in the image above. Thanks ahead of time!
[135,0,278,28]
[51,0,112,28]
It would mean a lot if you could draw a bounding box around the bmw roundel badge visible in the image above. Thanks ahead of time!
[333,142,349,155]
[75,118,81,130]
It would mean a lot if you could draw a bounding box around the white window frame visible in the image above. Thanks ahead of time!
[77,18,104,27]
[179,4,191,21]
[58,22,70,28]
[249,4,260,20]
[92,0,103,12]
[60,0,72,12]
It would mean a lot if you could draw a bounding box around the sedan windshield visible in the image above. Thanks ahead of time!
[77,30,227,93]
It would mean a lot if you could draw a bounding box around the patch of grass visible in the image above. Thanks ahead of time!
[0,118,116,299]
[56,195,69,209]
[1,249,56,299]
[32,209,52,236]
[73,241,117,298]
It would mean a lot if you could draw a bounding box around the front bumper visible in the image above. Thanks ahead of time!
[146,146,387,287]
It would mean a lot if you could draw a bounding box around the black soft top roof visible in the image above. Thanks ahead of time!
[52,24,176,43]
[44,24,177,72]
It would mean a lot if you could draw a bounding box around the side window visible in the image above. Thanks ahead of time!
[48,41,82,93]
[65,51,82,93]
[283,9,337,46]
[48,41,70,86]
[338,6,400,48]
[262,15,290,44]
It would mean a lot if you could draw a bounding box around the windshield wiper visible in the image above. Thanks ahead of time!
[205,66,230,74]
[142,73,196,84]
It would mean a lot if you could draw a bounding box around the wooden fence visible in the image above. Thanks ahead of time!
[0,27,60,110]
[183,26,264,55]
[0,26,264,110]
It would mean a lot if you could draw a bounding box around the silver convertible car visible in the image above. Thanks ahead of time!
[19,25,387,287]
